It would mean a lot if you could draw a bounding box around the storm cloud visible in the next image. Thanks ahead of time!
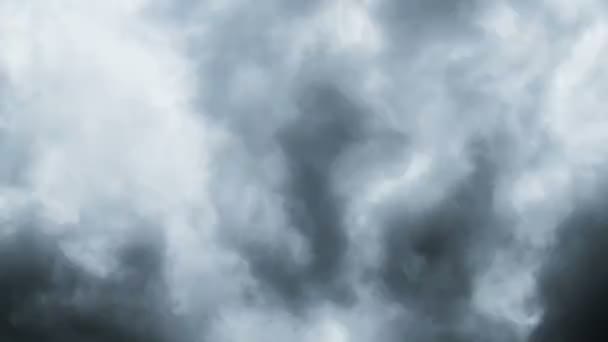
[1,0,608,341]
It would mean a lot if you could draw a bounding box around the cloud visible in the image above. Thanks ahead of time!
[0,220,188,342]
[530,192,608,342]
[2,0,608,341]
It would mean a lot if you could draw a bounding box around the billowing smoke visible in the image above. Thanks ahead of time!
[1,0,607,341]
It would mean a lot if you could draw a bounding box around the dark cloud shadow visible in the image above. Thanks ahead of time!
[238,83,367,311]
[376,141,516,341]
[373,0,484,53]
[531,192,608,342]
[0,222,190,342]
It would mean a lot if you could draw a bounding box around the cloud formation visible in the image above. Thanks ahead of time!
[2,0,608,341]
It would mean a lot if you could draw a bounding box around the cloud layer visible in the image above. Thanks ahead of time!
[2,0,608,341]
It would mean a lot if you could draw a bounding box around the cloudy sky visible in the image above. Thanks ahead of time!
[1,0,608,341]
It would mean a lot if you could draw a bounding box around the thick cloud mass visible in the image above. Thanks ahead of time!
[1,0,608,341]
[531,195,608,342]
[0,222,186,342]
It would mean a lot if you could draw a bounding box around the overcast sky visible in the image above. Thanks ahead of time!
[1,1,608,341]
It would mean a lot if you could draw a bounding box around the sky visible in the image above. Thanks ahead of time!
[1,0,608,341]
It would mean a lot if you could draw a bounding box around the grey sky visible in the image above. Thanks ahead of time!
[1,1,607,341]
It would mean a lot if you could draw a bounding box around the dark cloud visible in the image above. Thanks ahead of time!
[373,0,484,52]
[240,83,365,311]
[382,311,518,342]
[380,143,495,307]
[0,223,189,342]
[531,194,608,342]
[376,141,516,340]
[378,0,478,29]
